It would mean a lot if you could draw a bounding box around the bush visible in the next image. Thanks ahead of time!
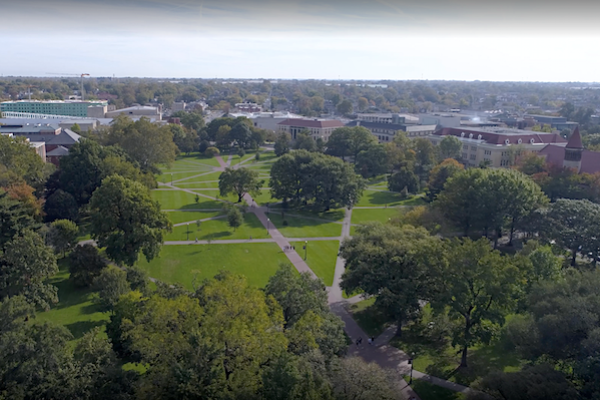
[199,140,209,153]
[204,147,220,157]
[282,220,289,226]
[237,148,246,157]
[255,152,261,161]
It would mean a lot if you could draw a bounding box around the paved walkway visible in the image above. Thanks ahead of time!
[158,151,474,399]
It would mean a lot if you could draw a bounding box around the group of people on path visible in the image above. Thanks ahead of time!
[355,336,376,348]
[283,245,296,251]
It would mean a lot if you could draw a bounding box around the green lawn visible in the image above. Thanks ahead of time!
[37,259,109,342]
[293,240,339,286]
[152,190,224,210]
[409,380,466,400]
[165,211,223,224]
[348,297,391,337]
[268,207,346,222]
[266,212,342,238]
[174,171,222,184]
[355,190,419,207]
[137,243,290,288]
[175,181,220,189]
[390,309,524,387]
[351,208,404,225]
[231,151,259,166]
[251,189,277,206]
[157,170,211,184]
[159,153,222,169]
[164,213,269,241]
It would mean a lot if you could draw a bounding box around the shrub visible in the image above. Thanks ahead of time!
[204,147,220,157]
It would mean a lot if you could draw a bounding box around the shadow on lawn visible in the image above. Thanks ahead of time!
[65,320,106,340]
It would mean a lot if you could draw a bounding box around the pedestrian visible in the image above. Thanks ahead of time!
[357,337,362,346]
[249,235,252,240]
[368,337,372,346]
[371,336,375,345]
[293,245,296,250]
[195,237,198,243]
[355,339,360,347]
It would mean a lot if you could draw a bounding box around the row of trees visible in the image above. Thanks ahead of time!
[0,262,404,399]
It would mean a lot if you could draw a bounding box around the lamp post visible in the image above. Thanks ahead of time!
[267,218,270,233]
[170,173,173,185]
[304,240,308,260]
[408,353,414,384]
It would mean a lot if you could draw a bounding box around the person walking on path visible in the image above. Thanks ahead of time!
[368,337,372,346]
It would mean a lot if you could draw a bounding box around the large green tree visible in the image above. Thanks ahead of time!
[90,175,171,266]
[437,135,463,161]
[0,134,49,190]
[341,223,442,336]
[274,132,291,157]
[219,167,263,203]
[325,126,377,161]
[426,158,464,202]
[102,115,177,172]
[431,238,521,367]
[48,219,79,256]
[0,230,58,310]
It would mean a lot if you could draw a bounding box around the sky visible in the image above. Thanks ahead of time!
[1,0,599,82]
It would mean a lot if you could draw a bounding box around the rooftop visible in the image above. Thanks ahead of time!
[1,100,107,105]
[435,126,567,146]
[278,118,344,128]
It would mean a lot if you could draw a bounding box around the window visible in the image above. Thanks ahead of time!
[470,154,476,160]
[462,152,468,159]
[471,146,477,151]
[484,150,492,155]
[463,145,468,150]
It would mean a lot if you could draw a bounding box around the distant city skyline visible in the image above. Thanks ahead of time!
[2,0,600,82]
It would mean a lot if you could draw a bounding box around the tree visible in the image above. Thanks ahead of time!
[90,175,171,266]
[4,182,43,220]
[227,207,243,231]
[426,158,464,201]
[229,122,254,149]
[0,230,58,310]
[274,132,291,157]
[44,189,79,222]
[101,115,178,172]
[515,152,546,176]
[341,223,442,336]
[0,134,48,189]
[69,244,107,287]
[266,263,346,357]
[412,138,437,180]
[294,132,317,152]
[0,189,37,248]
[205,146,220,157]
[438,135,462,161]
[388,167,419,193]
[330,358,400,400]
[48,219,79,256]
[93,267,131,311]
[219,167,263,203]
[539,199,600,266]
[431,238,521,368]
[336,99,353,115]
[472,364,578,400]
[326,126,377,162]
[358,97,369,111]
[355,144,390,178]
[70,123,82,134]
[126,266,149,294]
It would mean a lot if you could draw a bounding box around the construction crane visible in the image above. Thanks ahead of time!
[26,85,37,101]
[46,73,91,100]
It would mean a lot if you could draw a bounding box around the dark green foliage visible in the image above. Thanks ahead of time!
[219,167,263,203]
[44,189,79,222]
[227,207,243,231]
[69,244,107,288]
[294,132,317,152]
[0,189,37,248]
[48,219,79,255]
[93,267,131,311]
[388,167,419,193]
[270,150,365,210]
[274,132,291,157]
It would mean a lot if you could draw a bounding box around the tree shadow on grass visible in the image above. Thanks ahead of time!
[200,231,232,240]
[364,191,402,206]
[65,320,107,340]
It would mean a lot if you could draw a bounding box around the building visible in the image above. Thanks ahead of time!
[234,102,262,113]
[277,118,345,141]
[538,127,600,174]
[0,100,108,118]
[104,105,162,121]
[0,123,81,163]
[346,119,437,143]
[429,127,567,168]
[524,114,578,131]
[228,111,304,132]
[354,113,419,124]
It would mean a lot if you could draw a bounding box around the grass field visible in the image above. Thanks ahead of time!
[164,211,223,224]
[351,208,404,225]
[137,243,290,288]
[390,310,523,387]
[164,213,269,241]
[409,380,466,400]
[37,259,109,342]
[356,190,426,207]
[251,189,277,206]
[152,190,224,210]
[293,240,339,286]
[266,212,342,238]
[175,180,220,189]
[159,153,223,169]
[175,171,222,184]
[157,170,212,183]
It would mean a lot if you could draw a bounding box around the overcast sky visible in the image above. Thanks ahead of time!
[1,0,599,81]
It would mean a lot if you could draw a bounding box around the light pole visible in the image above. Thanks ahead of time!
[408,353,414,384]
[304,240,308,260]
[267,218,270,233]
[170,173,173,185]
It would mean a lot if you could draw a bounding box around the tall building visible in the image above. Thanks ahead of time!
[277,118,345,141]
[0,100,108,118]
[538,127,600,174]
